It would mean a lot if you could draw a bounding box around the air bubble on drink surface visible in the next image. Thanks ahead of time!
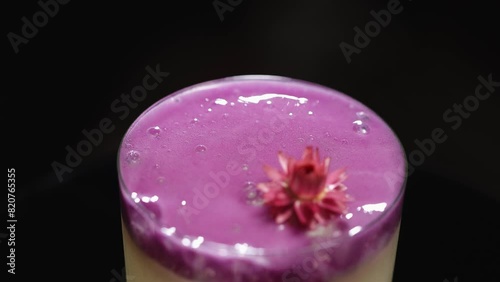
[157,177,166,184]
[353,120,370,135]
[356,111,369,120]
[126,150,140,164]
[244,182,262,206]
[148,126,161,137]
[244,182,256,198]
[195,145,207,153]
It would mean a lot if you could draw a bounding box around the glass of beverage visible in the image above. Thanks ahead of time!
[118,75,406,282]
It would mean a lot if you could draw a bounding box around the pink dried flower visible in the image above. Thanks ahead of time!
[257,146,351,229]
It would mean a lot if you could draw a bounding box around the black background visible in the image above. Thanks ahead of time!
[4,0,499,281]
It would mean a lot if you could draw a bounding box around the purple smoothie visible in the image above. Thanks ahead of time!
[119,75,406,281]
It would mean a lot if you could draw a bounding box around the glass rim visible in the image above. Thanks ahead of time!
[117,74,408,257]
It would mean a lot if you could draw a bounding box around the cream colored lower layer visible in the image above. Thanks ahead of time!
[122,222,400,282]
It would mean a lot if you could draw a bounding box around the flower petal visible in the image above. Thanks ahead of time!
[301,146,314,161]
[294,201,314,226]
[334,184,348,192]
[256,182,272,193]
[326,167,347,186]
[257,147,350,230]
[271,191,293,206]
[314,212,327,226]
[286,157,296,177]
[322,157,331,174]
[313,147,320,163]
[263,164,284,182]
[278,151,289,174]
[275,208,294,224]
[319,193,348,214]
[258,182,293,206]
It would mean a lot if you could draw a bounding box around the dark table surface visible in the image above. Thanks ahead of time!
[5,1,499,281]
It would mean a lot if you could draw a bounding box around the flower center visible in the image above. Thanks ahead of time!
[302,164,315,174]
[284,183,328,202]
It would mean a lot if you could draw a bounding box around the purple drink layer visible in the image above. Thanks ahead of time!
[119,75,406,281]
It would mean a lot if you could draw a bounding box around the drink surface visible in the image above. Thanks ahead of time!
[119,75,406,279]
